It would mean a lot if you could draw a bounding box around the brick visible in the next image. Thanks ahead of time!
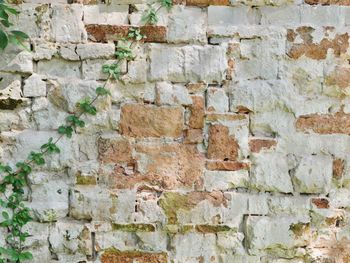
[287,29,349,60]
[206,160,250,171]
[184,129,203,144]
[207,88,229,113]
[98,136,133,164]
[249,138,277,153]
[109,143,205,190]
[120,104,184,138]
[188,96,205,129]
[149,44,227,82]
[187,0,230,6]
[207,124,239,161]
[311,198,330,209]
[83,5,128,25]
[292,155,333,194]
[101,249,167,263]
[296,112,350,134]
[168,6,207,44]
[85,25,167,43]
[51,4,87,43]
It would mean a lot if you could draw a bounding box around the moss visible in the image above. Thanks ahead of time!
[101,248,168,263]
[0,98,23,110]
[159,192,196,224]
[111,223,155,232]
[34,4,49,26]
[195,225,232,233]
[289,222,310,238]
[76,174,97,185]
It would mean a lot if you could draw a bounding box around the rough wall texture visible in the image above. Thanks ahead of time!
[1,0,350,262]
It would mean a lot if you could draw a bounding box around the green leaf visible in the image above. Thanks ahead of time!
[2,211,9,220]
[58,125,73,138]
[16,162,32,175]
[66,115,85,128]
[96,87,111,96]
[0,29,8,50]
[1,4,19,15]
[115,44,134,61]
[40,138,60,154]
[78,98,97,115]
[10,30,28,40]
[142,7,158,25]
[159,0,172,10]
[102,63,121,80]
[28,151,45,165]
[19,251,33,261]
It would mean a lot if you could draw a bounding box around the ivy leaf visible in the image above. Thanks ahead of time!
[127,27,145,41]
[2,211,9,220]
[28,151,45,165]
[159,0,173,10]
[142,6,158,25]
[115,44,134,61]
[15,162,32,175]
[0,163,12,173]
[10,30,29,40]
[102,63,121,80]
[78,98,97,115]
[18,251,33,261]
[96,87,111,96]
[58,125,73,138]
[66,115,85,128]
[41,138,60,154]
[0,29,8,50]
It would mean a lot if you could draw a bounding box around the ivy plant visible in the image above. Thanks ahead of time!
[0,1,173,262]
[0,0,28,50]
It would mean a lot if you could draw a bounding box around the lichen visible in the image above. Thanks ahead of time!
[111,224,155,232]
[159,192,196,224]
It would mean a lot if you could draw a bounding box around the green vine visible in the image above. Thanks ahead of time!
[142,0,173,25]
[0,0,173,262]
[0,0,28,50]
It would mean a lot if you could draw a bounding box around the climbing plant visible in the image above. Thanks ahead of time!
[0,0,28,50]
[0,0,172,262]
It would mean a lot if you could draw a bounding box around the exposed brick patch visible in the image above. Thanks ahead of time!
[186,0,230,6]
[249,138,277,153]
[287,28,349,60]
[184,129,203,144]
[101,249,167,263]
[120,104,183,138]
[305,0,350,5]
[333,159,344,179]
[311,198,330,209]
[186,83,207,94]
[206,160,250,171]
[98,136,133,164]
[189,96,205,129]
[325,66,350,90]
[296,112,350,134]
[85,25,167,43]
[109,144,205,190]
[207,124,239,161]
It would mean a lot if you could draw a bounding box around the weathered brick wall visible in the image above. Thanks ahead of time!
[1,0,350,262]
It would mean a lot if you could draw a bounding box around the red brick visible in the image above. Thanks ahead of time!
[311,198,330,209]
[207,124,239,161]
[85,25,167,43]
[206,161,250,171]
[98,136,133,164]
[287,29,349,60]
[184,129,203,144]
[109,143,205,190]
[296,112,350,134]
[249,138,277,153]
[120,104,183,138]
[189,96,205,129]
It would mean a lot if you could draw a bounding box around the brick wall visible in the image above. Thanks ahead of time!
[1,0,350,262]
